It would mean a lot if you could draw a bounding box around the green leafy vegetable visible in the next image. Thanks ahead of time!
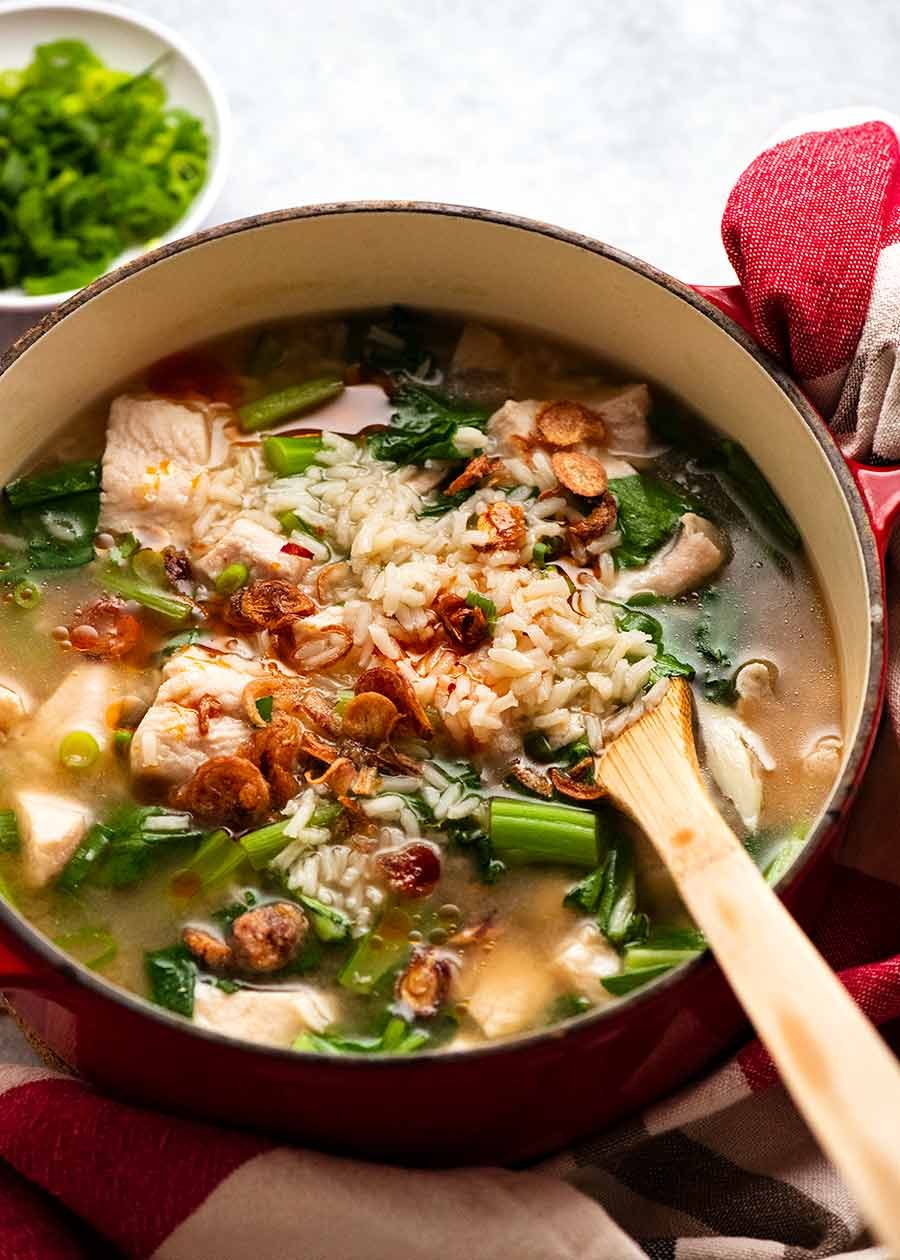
[54,925,117,970]
[145,943,196,1017]
[98,560,193,623]
[0,40,210,295]
[418,487,472,518]
[369,385,489,465]
[0,810,19,853]
[294,1014,429,1056]
[602,927,706,995]
[59,807,202,891]
[5,459,100,508]
[694,587,740,703]
[158,628,201,658]
[465,590,497,632]
[715,440,800,550]
[255,695,274,723]
[608,474,693,568]
[361,306,436,380]
[614,605,694,682]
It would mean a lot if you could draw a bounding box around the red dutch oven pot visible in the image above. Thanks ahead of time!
[0,205,898,1167]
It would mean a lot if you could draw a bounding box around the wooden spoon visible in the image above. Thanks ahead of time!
[596,677,900,1254]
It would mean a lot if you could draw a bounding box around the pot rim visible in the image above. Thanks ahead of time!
[0,200,884,1068]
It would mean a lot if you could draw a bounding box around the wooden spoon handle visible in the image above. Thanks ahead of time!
[598,685,900,1254]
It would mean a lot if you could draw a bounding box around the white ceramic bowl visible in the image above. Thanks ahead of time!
[0,0,232,313]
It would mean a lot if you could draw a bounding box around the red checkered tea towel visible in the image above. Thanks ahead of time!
[2,121,900,1260]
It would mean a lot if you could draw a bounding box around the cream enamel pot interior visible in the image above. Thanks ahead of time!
[0,204,891,1166]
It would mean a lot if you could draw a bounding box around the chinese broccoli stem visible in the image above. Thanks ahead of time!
[489,799,598,868]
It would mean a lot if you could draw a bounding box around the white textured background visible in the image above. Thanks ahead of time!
[1,0,898,1060]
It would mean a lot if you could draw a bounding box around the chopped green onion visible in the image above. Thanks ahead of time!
[57,824,112,893]
[6,460,101,509]
[0,871,16,905]
[238,378,344,432]
[0,810,19,853]
[263,435,324,477]
[12,580,41,609]
[54,926,117,970]
[334,689,354,718]
[294,1015,428,1056]
[255,695,274,723]
[465,590,497,632]
[131,548,166,586]
[99,564,193,624]
[489,798,598,868]
[214,563,249,595]
[59,730,100,770]
[532,537,563,568]
[277,510,318,537]
[113,729,133,755]
[238,818,290,869]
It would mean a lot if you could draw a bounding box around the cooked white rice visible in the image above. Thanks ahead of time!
[257,409,662,756]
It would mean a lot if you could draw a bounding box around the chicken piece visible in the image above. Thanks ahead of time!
[192,981,338,1048]
[487,398,542,445]
[99,396,213,548]
[130,705,249,785]
[615,513,726,600]
[159,645,263,717]
[803,733,844,780]
[735,661,776,722]
[461,938,556,1040]
[698,702,774,831]
[583,384,653,455]
[17,664,118,768]
[735,661,774,703]
[448,324,517,400]
[553,921,620,1003]
[0,679,31,736]
[194,519,310,585]
[15,789,91,887]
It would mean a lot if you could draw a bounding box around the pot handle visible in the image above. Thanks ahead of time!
[693,284,900,553]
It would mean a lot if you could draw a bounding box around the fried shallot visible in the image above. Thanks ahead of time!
[473,500,526,551]
[551,450,608,498]
[395,946,453,1017]
[354,665,432,736]
[432,592,489,652]
[227,579,315,631]
[68,597,142,660]
[174,755,271,827]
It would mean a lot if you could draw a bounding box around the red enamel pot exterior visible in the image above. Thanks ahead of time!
[0,205,891,1167]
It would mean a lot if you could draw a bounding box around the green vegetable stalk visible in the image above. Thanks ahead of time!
[263,435,324,476]
[489,798,598,868]
[238,379,344,432]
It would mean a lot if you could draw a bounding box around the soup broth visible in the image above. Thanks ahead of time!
[0,311,841,1053]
